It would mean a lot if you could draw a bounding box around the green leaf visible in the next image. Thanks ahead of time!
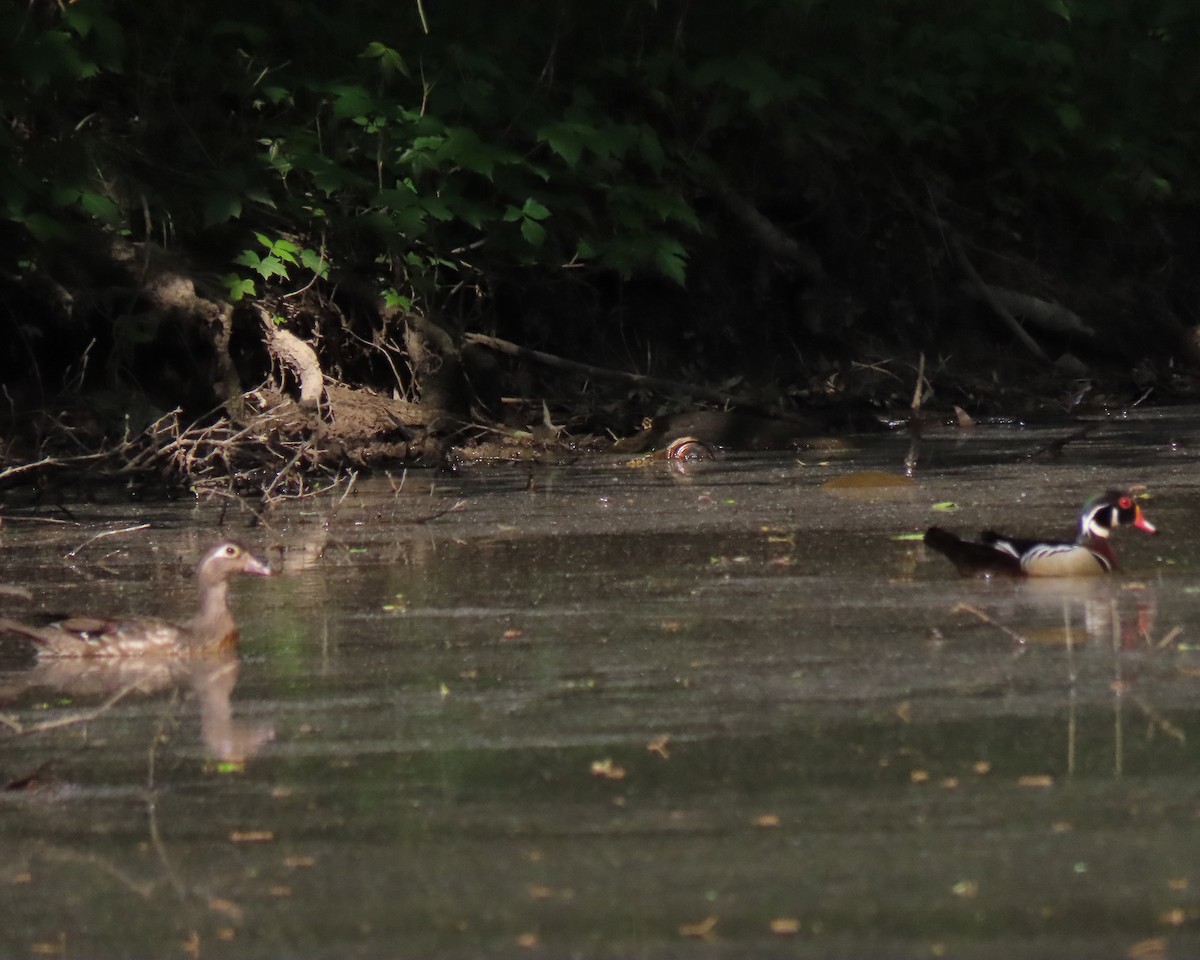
[329,84,375,121]
[300,248,329,278]
[537,123,585,167]
[653,239,687,285]
[256,255,289,280]
[222,273,257,302]
[1056,103,1083,131]
[1047,0,1071,21]
[204,193,242,226]
[361,41,409,79]
[383,288,412,310]
[50,185,81,207]
[421,195,455,221]
[520,218,546,247]
[81,192,121,224]
[521,198,551,221]
[18,212,68,243]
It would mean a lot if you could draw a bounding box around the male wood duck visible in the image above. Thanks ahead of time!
[924,491,1155,578]
[0,542,272,658]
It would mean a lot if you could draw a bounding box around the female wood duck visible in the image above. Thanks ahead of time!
[924,491,1156,578]
[0,542,272,658]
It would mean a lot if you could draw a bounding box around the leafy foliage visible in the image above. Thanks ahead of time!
[3,0,1200,401]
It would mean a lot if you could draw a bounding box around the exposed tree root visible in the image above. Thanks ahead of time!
[253,305,325,411]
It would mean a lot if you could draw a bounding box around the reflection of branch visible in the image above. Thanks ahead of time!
[1024,424,1098,461]
[412,499,466,525]
[142,687,249,920]
[147,691,188,899]
[65,523,151,560]
[1131,697,1186,744]
[952,602,1030,646]
[39,845,159,899]
[0,680,143,736]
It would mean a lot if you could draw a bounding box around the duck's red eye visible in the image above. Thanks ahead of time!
[1118,496,1133,509]
[224,545,239,556]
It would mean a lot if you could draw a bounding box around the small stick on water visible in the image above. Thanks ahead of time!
[336,470,359,509]
[952,602,1030,646]
[65,523,151,560]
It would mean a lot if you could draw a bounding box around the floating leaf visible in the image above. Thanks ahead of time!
[931,501,958,512]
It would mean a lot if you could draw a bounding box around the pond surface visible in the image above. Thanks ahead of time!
[3,409,1200,959]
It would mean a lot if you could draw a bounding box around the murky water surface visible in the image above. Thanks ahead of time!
[4,410,1200,958]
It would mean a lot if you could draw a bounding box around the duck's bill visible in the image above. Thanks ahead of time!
[247,557,275,576]
[1133,507,1156,534]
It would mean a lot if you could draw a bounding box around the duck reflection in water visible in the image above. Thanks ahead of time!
[0,541,275,764]
[959,577,1161,652]
[0,655,274,765]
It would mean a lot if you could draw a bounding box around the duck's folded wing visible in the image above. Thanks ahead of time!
[924,527,1024,577]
